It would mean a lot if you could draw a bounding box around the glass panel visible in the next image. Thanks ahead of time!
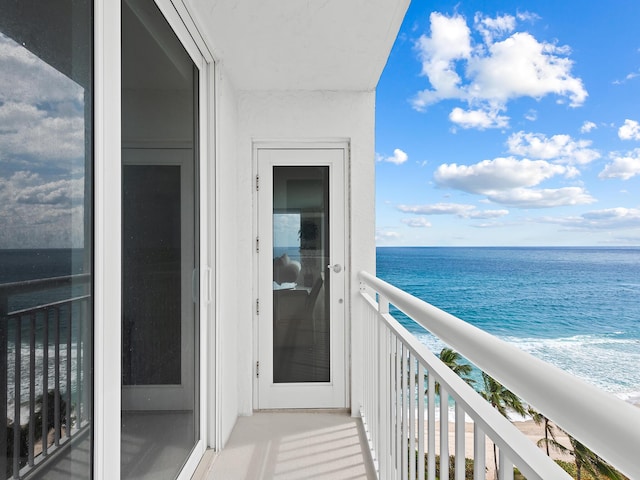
[121,1,199,479]
[0,1,93,478]
[272,166,330,383]
[123,165,182,386]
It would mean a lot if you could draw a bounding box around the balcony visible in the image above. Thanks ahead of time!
[5,272,640,479]
[208,272,639,480]
[356,271,640,479]
[1,275,92,480]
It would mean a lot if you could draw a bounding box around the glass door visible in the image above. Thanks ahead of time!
[121,1,200,478]
[257,148,346,409]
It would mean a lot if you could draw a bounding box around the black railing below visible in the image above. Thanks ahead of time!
[1,275,91,480]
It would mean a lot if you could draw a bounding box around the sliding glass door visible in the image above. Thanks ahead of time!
[0,1,93,479]
[121,1,200,478]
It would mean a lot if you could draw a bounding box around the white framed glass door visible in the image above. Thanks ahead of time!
[257,147,346,409]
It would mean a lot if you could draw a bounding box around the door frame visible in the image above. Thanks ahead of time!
[121,147,196,411]
[253,141,350,410]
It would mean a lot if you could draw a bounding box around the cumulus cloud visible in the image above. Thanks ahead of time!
[431,155,595,209]
[580,121,597,133]
[599,148,640,180]
[618,119,640,141]
[0,171,86,248]
[506,131,600,165]
[449,107,509,129]
[0,34,87,248]
[485,187,595,208]
[474,13,516,44]
[412,12,587,129]
[377,148,409,165]
[397,202,509,219]
[434,157,571,193]
[401,217,432,228]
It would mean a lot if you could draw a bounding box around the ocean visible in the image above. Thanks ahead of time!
[376,246,640,406]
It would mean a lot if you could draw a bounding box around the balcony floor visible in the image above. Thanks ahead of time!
[197,411,376,480]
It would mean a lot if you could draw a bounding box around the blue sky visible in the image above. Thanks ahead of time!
[375,1,640,246]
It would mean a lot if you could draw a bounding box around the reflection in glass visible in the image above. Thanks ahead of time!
[121,0,199,478]
[0,1,93,478]
[272,167,330,383]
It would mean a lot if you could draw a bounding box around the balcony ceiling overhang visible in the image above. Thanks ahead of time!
[188,0,410,91]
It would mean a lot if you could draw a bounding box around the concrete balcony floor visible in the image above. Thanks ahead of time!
[195,411,376,480]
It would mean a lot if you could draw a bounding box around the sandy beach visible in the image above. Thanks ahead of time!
[428,419,574,479]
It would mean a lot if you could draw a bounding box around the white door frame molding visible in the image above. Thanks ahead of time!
[253,141,350,410]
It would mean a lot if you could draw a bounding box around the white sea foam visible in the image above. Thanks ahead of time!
[411,330,640,408]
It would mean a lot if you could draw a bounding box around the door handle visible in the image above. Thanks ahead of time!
[327,264,342,273]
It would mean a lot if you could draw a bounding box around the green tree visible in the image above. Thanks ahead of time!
[526,411,625,480]
[428,347,476,395]
[528,408,561,457]
[479,372,526,480]
[439,348,475,385]
[567,435,624,480]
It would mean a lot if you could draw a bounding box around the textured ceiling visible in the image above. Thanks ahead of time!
[187,0,410,91]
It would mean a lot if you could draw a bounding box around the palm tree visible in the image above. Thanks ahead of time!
[428,347,476,395]
[528,408,560,457]
[567,435,624,480]
[480,372,526,480]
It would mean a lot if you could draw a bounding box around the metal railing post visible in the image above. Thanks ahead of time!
[0,293,7,478]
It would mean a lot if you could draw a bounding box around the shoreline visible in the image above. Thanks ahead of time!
[430,419,573,479]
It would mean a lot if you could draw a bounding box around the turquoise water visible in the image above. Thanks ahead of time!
[376,247,640,404]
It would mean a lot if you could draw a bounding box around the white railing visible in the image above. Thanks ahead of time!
[358,271,640,480]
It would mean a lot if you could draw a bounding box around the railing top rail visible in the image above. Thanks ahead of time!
[0,273,91,296]
[359,270,640,479]
[7,294,92,317]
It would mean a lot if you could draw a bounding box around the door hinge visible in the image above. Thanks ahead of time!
[256,298,259,315]
[256,361,260,378]
[256,236,259,253]
[256,174,259,191]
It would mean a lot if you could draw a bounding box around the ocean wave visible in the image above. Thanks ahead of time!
[411,331,640,405]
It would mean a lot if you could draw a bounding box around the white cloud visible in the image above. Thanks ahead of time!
[467,32,586,106]
[618,119,640,140]
[538,208,640,230]
[401,217,432,228]
[0,102,85,162]
[414,12,471,106]
[398,203,476,216]
[599,149,640,180]
[0,34,84,105]
[412,12,587,129]
[580,121,597,133]
[434,157,570,193]
[432,156,595,209]
[468,209,510,219]
[0,171,85,248]
[378,148,408,165]
[375,229,401,243]
[397,203,509,219]
[449,107,509,129]
[474,13,516,44]
[0,34,87,248]
[486,187,596,208]
[506,131,600,165]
